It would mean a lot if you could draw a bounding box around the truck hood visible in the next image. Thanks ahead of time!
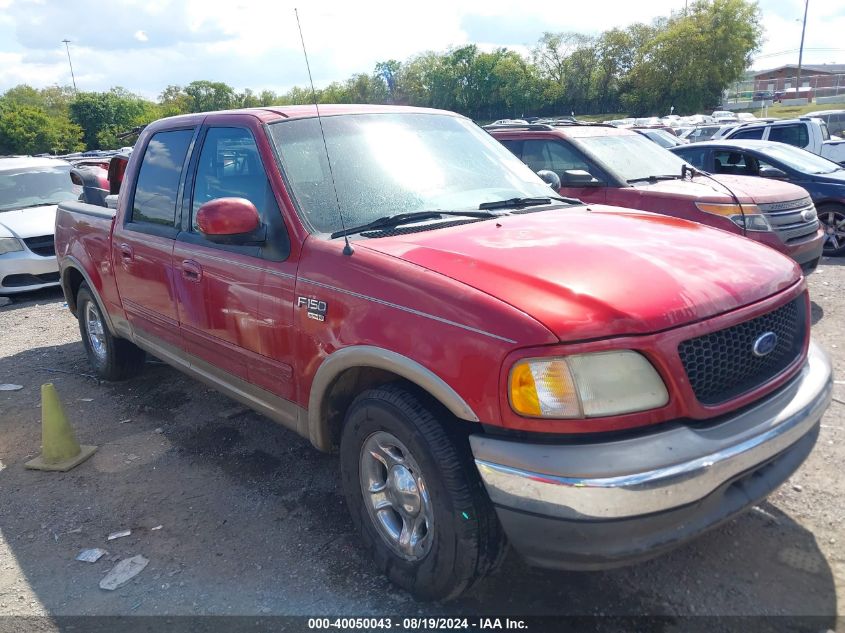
[634,175,810,205]
[360,205,800,342]
[0,205,58,239]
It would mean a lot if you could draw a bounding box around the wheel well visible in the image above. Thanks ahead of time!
[63,267,85,315]
[321,366,401,450]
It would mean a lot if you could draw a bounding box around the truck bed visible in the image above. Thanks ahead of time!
[55,200,119,317]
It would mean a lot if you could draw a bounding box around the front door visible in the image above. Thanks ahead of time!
[113,128,196,350]
[520,139,608,204]
[173,123,297,400]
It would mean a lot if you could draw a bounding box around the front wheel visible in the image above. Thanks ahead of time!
[340,384,505,600]
[817,203,845,256]
[77,283,146,380]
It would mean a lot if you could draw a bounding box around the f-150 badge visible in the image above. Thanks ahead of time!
[297,296,327,322]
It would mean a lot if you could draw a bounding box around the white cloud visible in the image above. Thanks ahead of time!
[0,0,842,97]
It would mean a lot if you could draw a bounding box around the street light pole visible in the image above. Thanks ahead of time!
[794,0,809,97]
[62,39,78,92]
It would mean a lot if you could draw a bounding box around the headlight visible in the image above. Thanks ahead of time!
[0,238,23,256]
[509,351,669,418]
[695,202,771,232]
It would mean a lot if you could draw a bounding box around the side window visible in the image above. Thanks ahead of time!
[191,127,271,231]
[730,127,764,140]
[714,150,758,176]
[676,148,708,169]
[522,140,591,177]
[769,124,809,148]
[829,114,845,136]
[131,129,194,226]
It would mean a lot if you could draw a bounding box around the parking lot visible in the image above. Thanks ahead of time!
[0,259,843,623]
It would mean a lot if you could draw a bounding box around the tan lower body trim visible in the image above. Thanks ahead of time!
[132,331,308,439]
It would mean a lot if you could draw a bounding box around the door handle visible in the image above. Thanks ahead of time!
[118,243,134,261]
[181,260,202,283]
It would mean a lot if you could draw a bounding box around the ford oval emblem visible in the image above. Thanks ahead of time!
[752,332,778,357]
[801,208,816,222]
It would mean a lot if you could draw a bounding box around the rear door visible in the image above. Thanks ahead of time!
[173,122,297,399]
[113,127,197,350]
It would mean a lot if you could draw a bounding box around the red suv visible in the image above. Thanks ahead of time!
[487,122,825,274]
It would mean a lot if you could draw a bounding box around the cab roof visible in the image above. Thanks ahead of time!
[153,104,462,128]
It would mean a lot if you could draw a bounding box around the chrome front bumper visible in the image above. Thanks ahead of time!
[471,341,832,522]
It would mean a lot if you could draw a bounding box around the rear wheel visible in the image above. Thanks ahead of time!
[340,384,505,600]
[77,283,146,380]
[817,203,845,256]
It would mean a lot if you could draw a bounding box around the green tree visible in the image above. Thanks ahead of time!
[622,0,762,114]
[69,88,153,149]
[0,102,83,154]
[183,80,237,112]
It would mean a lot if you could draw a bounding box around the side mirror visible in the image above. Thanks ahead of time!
[759,166,788,179]
[562,169,603,187]
[536,170,561,190]
[196,197,265,245]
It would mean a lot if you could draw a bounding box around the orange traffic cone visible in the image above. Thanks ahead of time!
[25,383,97,472]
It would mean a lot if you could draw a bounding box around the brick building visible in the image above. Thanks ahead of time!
[753,63,845,97]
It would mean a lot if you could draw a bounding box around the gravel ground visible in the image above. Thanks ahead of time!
[0,259,843,628]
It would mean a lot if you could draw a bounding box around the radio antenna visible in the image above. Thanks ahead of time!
[294,8,353,256]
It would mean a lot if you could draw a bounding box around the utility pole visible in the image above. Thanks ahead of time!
[62,39,77,92]
[794,0,809,97]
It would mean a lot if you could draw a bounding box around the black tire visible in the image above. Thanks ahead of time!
[77,283,146,380]
[340,383,506,600]
[817,203,845,256]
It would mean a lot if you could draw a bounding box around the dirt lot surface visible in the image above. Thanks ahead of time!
[1,259,844,629]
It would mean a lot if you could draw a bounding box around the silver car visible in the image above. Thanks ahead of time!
[0,157,80,295]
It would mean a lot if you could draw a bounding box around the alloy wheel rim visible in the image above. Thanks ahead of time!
[85,302,107,362]
[359,431,433,561]
[821,210,845,252]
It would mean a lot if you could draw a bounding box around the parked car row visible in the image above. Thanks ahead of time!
[670,140,845,256]
[484,120,825,273]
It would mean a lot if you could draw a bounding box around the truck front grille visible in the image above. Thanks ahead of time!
[758,197,819,244]
[23,235,56,257]
[678,297,806,406]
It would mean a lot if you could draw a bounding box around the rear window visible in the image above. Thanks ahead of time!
[131,129,194,227]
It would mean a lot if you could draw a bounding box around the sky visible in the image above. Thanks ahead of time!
[0,0,843,99]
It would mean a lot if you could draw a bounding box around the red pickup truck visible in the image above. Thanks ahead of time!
[55,105,833,600]
[486,122,826,274]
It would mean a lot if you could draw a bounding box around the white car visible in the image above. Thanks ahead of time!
[0,157,80,295]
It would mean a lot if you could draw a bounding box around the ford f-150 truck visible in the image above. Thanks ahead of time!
[486,122,826,274]
[55,105,833,600]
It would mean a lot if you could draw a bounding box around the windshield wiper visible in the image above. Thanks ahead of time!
[478,196,578,211]
[626,175,683,184]
[329,210,499,239]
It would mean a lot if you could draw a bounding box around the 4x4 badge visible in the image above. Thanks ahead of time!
[297,296,327,322]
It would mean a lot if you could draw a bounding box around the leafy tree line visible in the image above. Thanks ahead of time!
[0,0,760,155]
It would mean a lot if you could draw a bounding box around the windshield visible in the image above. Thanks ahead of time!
[573,133,689,182]
[0,165,79,212]
[763,143,842,174]
[268,113,555,234]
